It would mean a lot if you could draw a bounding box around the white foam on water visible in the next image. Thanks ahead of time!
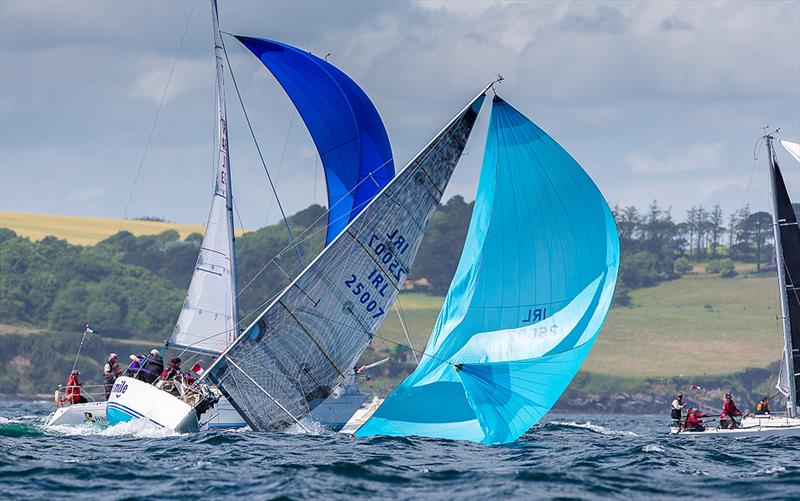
[45,418,181,438]
[285,417,334,436]
[100,418,182,438]
[550,420,641,437]
[755,465,786,476]
[643,444,664,452]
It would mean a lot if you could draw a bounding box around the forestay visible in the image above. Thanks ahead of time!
[170,2,237,355]
[235,36,395,245]
[206,91,488,431]
[356,96,620,444]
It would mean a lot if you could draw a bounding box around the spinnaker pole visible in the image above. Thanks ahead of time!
[211,0,240,344]
[766,133,797,418]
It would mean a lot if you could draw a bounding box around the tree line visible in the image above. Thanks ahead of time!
[1,198,797,341]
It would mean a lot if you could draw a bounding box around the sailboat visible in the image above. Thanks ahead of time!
[670,133,800,436]
[352,96,620,445]
[107,0,397,431]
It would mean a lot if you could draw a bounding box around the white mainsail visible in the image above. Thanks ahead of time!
[780,140,800,163]
[171,0,239,355]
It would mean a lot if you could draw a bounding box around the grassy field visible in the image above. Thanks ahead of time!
[0,211,217,245]
[378,272,782,378]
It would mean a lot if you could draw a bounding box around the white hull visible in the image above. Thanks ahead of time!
[107,376,199,432]
[45,401,107,427]
[670,415,800,436]
[199,397,246,430]
[340,396,383,435]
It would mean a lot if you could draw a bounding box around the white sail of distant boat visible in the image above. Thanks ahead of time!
[780,139,800,163]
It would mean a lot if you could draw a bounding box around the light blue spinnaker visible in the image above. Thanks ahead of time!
[235,36,394,245]
[356,96,620,444]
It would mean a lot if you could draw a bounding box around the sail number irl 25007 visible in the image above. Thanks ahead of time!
[343,228,411,319]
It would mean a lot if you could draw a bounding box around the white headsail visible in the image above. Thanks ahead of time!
[170,0,239,355]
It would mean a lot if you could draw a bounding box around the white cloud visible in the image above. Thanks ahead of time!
[131,59,208,105]
[625,143,725,174]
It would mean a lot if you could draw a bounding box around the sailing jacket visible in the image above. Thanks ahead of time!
[684,411,706,428]
[720,400,742,418]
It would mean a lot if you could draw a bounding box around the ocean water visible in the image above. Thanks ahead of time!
[1,401,798,500]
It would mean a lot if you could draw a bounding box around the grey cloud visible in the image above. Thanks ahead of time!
[1,0,798,227]
[558,6,631,34]
[659,16,692,31]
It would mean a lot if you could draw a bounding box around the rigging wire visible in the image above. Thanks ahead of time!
[393,300,419,363]
[264,111,297,227]
[219,33,305,267]
[118,0,197,231]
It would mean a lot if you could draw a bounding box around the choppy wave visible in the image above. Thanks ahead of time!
[2,404,800,499]
[547,420,642,437]
[0,417,44,438]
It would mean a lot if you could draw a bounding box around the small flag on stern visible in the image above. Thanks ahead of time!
[191,363,204,376]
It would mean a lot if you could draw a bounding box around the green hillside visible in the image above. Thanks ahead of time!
[0,198,791,405]
[375,272,781,379]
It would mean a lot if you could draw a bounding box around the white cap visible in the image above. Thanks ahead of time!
[150,349,159,356]
[109,353,117,359]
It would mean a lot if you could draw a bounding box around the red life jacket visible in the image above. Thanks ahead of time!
[64,375,81,403]
[685,411,706,427]
[720,400,741,418]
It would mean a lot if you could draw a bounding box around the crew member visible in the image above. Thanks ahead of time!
[103,353,121,400]
[755,397,771,415]
[671,394,686,427]
[719,392,742,429]
[161,357,182,381]
[141,349,164,384]
[683,408,706,432]
[63,370,88,405]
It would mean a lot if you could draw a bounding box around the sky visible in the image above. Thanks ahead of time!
[1,0,799,230]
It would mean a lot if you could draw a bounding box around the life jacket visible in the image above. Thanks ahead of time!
[756,402,770,414]
[685,411,706,427]
[720,400,741,418]
[63,375,81,403]
[161,364,181,381]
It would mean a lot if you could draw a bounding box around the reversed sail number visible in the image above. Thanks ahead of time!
[344,274,386,319]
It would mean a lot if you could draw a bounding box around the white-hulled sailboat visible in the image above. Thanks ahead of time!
[107,0,401,432]
[671,133,800,436]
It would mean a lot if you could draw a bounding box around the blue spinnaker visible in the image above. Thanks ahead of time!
[356,96,620,444]
[235,36,394,244]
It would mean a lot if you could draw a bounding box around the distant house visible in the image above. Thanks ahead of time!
[404,277,432,291]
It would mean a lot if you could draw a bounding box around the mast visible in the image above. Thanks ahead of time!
[212,0,240,344]
[766,133,797,418]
